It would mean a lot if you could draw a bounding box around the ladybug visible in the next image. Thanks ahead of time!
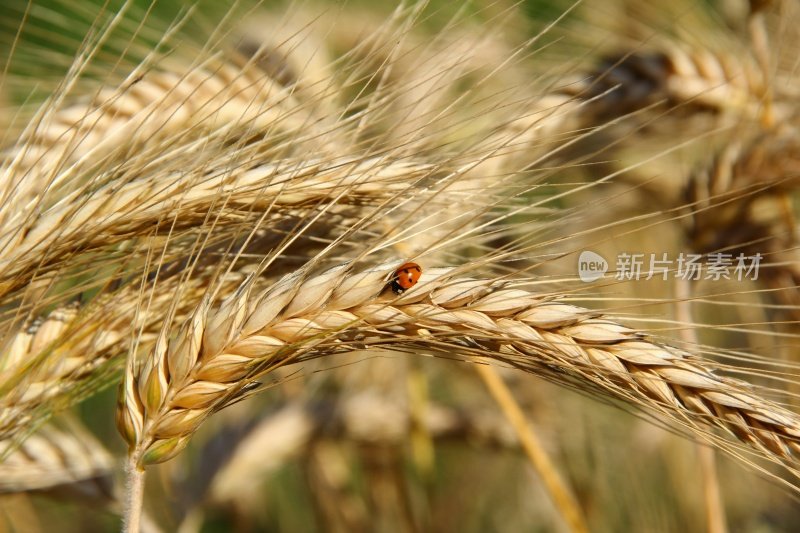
[391,262,422,294]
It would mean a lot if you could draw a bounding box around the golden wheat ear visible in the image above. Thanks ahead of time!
[683,129,800,320]
[564,44,770,121]
[118,261,800,473]
[0,415,113,496]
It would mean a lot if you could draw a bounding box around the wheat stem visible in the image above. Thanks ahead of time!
[675,277,728,533]
[698,444,727,533]
[475,363,588,533]
[123,451,146,533]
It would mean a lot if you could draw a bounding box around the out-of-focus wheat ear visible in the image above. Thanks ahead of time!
[0,304,79,376]
[0,263,253,445]
[0,303,121,442]
[562,43,774,123]
[0,283,159,445]
[747,0,775,127]
[294,0,564,175]
[118,261,800,481]
[356,21,536,157]
[235,10,338,112]
[683,129,800,321]
[0,416,112,498]
[461,93,587,181]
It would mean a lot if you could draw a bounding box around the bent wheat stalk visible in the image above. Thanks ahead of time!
[118,261,800,472]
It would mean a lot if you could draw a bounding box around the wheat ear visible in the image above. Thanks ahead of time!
[0,416,112,495]
[0,261,257,443]
[0,299,131,443]
[564,43,777,122]
[0,156,430,300]
[684,129,800,319]
[0,54,325,218]
[118,261,800,471]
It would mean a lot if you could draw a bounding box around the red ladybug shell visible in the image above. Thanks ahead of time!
[391,262,422,294]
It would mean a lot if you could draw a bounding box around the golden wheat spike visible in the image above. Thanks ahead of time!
[0,417,112,495]
[0,260,259,443]
[118,262,800,472]
[564,44,773,122]
[684,128,800,320]
[0,54,321,219]
[0,155,431,300]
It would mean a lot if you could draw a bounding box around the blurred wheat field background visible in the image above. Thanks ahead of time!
[2,0,800,531]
